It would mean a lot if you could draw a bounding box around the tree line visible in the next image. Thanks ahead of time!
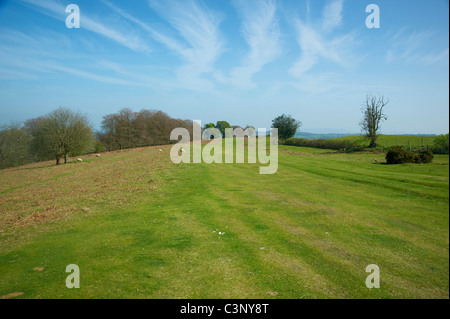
[3,94,446,169]
[0,107,194,169]
[98,108,193,151]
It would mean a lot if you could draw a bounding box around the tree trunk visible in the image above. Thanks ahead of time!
[64,154,67,164]
[56,157,60,165]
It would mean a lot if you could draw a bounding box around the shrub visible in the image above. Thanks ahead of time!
[386,146,411,164]
[418,149,434,163]
[385,146,433,164]
[433,133,449,154]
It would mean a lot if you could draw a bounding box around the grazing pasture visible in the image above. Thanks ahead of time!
[0,143,448,298]
[331,134,437,150]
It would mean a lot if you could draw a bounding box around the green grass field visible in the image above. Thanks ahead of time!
[331,134,437,149]
[0,142,448,298]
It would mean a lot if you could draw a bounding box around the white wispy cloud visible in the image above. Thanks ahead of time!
[289,0,356,78]
[94,59,179,90]
[222,0,281,89]
[0,27,155,87]
[289,20,355,77]
[0,46,142,85]
[100,0,224,90]
[99,0,182,53]
[11,0,210,89]
[0,67,39,80]
[145,0,224,90]
[48,63,141,86]
[322,0,344,32]
[20,0,151,53]
[386,28,449,65]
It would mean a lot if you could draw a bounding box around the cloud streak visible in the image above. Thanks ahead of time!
[20,0,151,53]
[322,0,344,32]
[219,0,281,89]
[289,0,355,78]
[102,0,224,90]
[146,0,224,90]
[386,28,449,65]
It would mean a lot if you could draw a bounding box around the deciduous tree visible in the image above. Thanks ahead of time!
[29,108,94,165]
[272,114,301,141]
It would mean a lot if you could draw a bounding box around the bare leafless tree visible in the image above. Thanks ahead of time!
[360,94,389,148]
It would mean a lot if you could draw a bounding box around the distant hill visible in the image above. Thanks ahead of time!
[295,132,437,140]
[294,132,359,140]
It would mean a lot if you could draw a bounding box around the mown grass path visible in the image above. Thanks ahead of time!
[0,144,448,298]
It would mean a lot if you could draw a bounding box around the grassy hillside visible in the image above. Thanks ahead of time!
[0,143,448,298]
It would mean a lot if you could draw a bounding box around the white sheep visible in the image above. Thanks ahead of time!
[158,149,163,152]
[96,154,101,157]
[77,158,83,162]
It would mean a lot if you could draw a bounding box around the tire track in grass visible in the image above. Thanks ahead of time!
[279,156,448,201]
[277,154,448,249]
[183,164,321,297]
[157,161,334,298]
[313,159,448,189]
[199,164,358,298]
[124,163,266,298]
[204,156,448,298]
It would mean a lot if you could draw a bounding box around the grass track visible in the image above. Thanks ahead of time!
[0,143,448,298]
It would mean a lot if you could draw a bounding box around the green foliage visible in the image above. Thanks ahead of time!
[418,149,434,163]
[243,125,256,136]
[272,114,302,141]
[433,133,449,154]
[215,121,231,137]
[204,123,215,129]
[29,108,94,165]
[385,146,434,164]
[284,137,363,152]
[321,134,437,151]
[94,140,105,153]
[99,108,193,151]
[385,146,416,164]
[0,124,32,169]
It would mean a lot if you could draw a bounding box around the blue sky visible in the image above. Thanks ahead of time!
[0,0,448,134]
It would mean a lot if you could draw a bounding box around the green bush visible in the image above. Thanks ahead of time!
[418,149,434,163]
[386,146,413,164]
[385,146,433,164]
[433,133,449,154]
